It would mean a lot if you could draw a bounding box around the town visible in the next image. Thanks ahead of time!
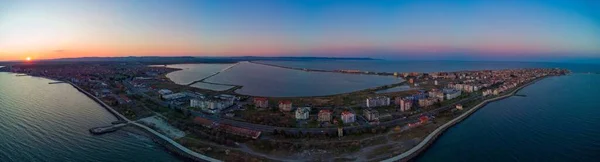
[1,62,569,161]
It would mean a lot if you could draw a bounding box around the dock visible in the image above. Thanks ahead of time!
[89,123,128,135]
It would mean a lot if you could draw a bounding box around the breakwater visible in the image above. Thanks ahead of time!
[383,76,549,162]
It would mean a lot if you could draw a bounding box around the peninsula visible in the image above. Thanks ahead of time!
[0,59,569,161]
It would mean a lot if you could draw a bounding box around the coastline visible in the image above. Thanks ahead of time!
[63,79,221,162]
[383,76,550,162]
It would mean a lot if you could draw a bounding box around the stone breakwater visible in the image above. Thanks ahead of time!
[383,76,548,162]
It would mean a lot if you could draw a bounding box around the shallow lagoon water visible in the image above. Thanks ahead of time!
[205,62,401,97]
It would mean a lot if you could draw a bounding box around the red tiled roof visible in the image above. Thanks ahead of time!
[341,111,353,115]
[319,109,332,114]
[254,97,268,102]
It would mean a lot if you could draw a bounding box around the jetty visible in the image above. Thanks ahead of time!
[186,62,240,86]
[67,81,221,162]
[89,123,128,135]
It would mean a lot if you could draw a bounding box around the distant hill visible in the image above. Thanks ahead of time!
[42,56,377,64]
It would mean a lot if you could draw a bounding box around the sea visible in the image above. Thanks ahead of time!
[417,73,600,161]
[0,72,180,162]
[1,61,599,161]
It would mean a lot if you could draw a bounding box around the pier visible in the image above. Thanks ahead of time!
[89,123,128,135]
[186,62,240,86]
[67,81,220,162]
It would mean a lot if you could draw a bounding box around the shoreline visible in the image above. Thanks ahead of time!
[383,76,550,162]
[63,79,221,162]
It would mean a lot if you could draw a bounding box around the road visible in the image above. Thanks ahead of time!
[191,95,481,134]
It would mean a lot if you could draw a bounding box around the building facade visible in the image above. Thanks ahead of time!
[278,100,293,112]
[363,109,380,121]
[318,110,332,122]
[366,96,390,108]
[295,107,311,120]
[253,97,269,108]
[341,111,355,123]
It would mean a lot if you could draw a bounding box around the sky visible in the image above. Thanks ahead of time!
[0,0,599,62]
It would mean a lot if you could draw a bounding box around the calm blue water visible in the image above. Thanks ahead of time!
[0,73,180,162]
[205,62,401,97]
[259,60,599,73]
[417,74,600,161]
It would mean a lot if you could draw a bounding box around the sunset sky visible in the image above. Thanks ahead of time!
[0,0,599,61]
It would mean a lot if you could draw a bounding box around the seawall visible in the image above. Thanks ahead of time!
[383,76,550,162]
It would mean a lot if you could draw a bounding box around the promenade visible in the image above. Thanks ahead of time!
[383,77,546,162]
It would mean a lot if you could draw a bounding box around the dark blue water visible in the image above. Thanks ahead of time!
[0,73,180,161]
[417,74,600,161]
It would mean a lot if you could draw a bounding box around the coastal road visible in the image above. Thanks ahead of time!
[192,95,482,134]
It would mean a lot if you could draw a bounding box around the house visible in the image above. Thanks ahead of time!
[456,104,463,110]
[366,96,390,108]
[295,107,311,120]
[278,100,292,112]
[253,97,269,108]
[419,116,429,124]
[341,111,355,123]
[317,110,332,122]
[363,109,379,121]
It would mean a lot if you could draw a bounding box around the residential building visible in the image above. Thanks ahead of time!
[190,98,234,114]
[363,109,379,121]
[443,88,462,100]
[318,110,332,122]
[278,100,292,112]
[253,97,269,108]
[366,96,390,108]
[418,98,438,107]
[295,107,311,120]
[398,99,412,112]
[428,89,445,101]
[341,111,356,123]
